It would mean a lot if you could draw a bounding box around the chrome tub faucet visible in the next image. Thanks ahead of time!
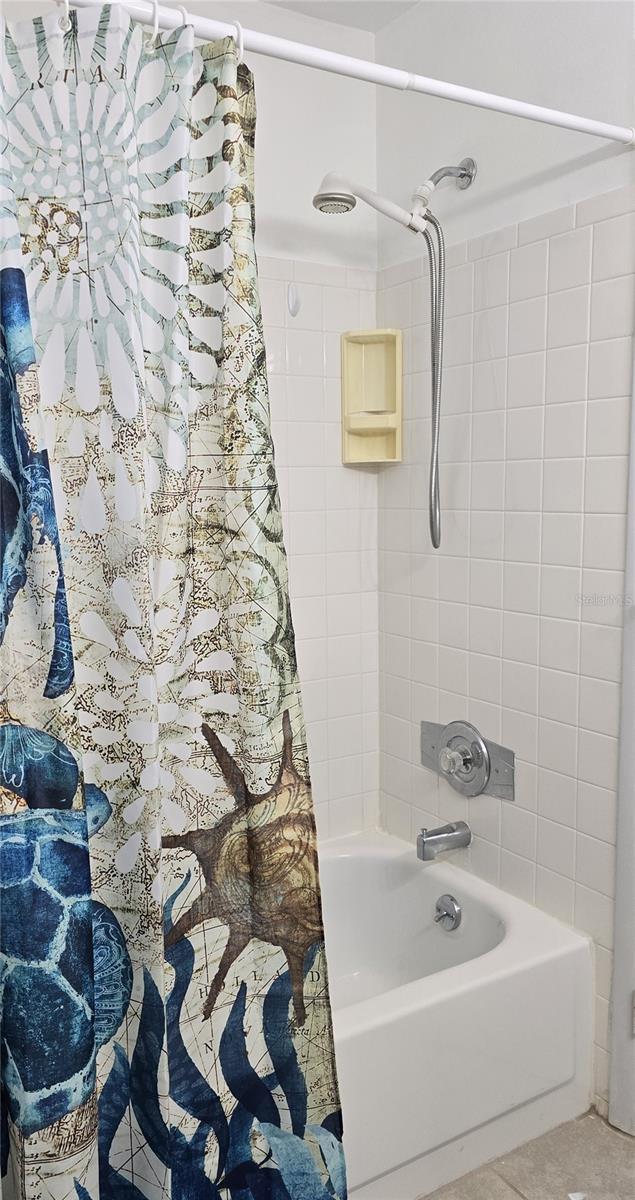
[416,821,472,861]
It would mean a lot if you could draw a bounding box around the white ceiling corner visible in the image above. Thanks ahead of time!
[268,1,420,34]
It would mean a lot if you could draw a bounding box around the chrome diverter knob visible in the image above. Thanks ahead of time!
[438,746,470,776]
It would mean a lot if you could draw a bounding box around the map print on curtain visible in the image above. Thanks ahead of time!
[0,6,346,1199]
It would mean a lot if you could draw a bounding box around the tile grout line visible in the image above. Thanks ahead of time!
[490,1164,532,1199]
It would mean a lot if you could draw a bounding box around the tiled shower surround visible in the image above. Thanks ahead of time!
[259,184,635,1118]
[377,184,635,1116]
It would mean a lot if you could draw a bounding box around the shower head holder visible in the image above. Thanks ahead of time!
[412,157,477,215]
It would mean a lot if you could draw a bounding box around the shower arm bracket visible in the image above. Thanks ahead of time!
[411,157,477,221]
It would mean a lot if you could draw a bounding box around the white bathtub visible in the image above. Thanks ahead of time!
[319,832,593,1199]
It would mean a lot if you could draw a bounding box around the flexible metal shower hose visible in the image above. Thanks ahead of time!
[423,212,445,550]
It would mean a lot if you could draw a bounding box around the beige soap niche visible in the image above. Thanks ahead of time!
[341,328,403,464]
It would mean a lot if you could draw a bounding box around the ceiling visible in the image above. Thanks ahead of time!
[269,1,420,33]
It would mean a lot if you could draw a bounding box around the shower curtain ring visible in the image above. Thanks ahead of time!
[233,21,244,64]
[145,0,160,52]
[176,5,188,25]
[56,0,71,32]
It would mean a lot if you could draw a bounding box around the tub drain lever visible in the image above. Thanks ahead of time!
[434,893,462,930]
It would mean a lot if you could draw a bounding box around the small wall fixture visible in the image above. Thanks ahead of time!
[341,328,402,464]
[420,719,515,801]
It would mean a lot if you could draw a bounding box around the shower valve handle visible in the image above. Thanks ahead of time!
[422,719,515,800]
[438,746,470,776]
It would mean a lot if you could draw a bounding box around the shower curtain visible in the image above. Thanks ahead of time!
[0,6,345,1199]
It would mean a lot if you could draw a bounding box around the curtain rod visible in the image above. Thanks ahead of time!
[67,0,635,145]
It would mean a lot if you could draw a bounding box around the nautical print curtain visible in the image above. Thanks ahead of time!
[0,6,346,1198]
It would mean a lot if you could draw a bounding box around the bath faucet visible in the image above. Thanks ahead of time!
[416,821,472,861]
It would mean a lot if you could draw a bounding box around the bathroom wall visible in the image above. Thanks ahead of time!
[259,255,380,840]
[375,1,635,263]
[376,182,635,1114]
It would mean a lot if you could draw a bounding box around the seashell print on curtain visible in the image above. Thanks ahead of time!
[0,6,346,1198]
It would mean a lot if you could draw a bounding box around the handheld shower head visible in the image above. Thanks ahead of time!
[313,171,426,233]
[313,173,357,214]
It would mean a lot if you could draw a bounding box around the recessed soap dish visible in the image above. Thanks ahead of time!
[341,328,403,464]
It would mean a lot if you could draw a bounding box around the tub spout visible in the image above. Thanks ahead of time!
[417,821,472,861]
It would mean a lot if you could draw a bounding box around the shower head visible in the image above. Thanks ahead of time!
[314,192,357,214]
[314,194,357,214]
[314,161,476,230]
[312,173,357,214]
[312,171,427,233]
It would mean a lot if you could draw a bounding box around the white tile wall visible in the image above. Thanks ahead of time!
[376,185,635,1115]
[259,256,379,842]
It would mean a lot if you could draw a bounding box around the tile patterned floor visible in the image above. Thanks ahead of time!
[424,1113,634,1200]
